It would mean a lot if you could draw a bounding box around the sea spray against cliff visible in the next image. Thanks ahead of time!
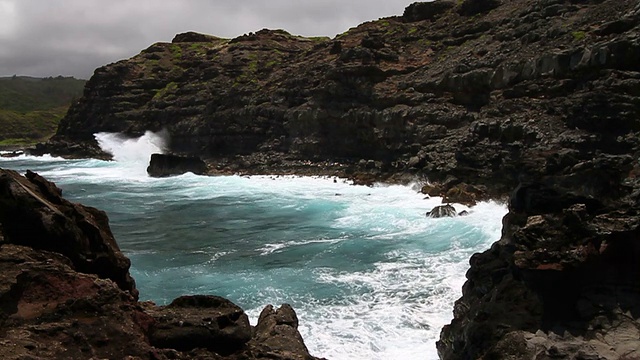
[94,130,169,177]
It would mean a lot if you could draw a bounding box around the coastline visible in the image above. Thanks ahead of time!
[5,0,640,358]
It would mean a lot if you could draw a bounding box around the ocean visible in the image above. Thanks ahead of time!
[0,131,507,360]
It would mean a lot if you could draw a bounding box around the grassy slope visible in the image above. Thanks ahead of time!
[0,76,86,145]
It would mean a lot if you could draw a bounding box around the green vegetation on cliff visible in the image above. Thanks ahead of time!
[0,76,85,146]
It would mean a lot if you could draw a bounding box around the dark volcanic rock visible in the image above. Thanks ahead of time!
[249,304,315,360]
[0,169,137,298]
[147,153,208,177]
[0,243,154,360]
[0,150,23,158]
[0,169,323,360]
[437,176,640,359]
[27,0,640,357]
[403,1,456,22]
[38,0,640,196]
[29,135,111,160]
[427,204,457,218]
[457,0,501,16]
[148,295,252,354]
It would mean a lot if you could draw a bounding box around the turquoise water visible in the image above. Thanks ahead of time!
[0,132,507,360]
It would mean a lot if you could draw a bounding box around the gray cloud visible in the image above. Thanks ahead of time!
[0,0,411,79]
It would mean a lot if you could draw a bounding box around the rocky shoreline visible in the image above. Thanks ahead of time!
[0,168,322,360]
[14,0,640,358]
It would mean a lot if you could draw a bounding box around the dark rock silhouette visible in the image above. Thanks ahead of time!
[147,153,207,177]
[0,168,137,297]
[148,295,252,354]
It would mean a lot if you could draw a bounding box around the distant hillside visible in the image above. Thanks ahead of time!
[0,76,86,146]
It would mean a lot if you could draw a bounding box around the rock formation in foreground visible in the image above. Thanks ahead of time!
[0,169,322,360]
[437,179,640,359]
[30,0,640,358]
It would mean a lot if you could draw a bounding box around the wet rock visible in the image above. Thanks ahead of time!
[421,183,444,197]
[147,153,208,177]
[442,183,484,206]
[0,150,23,158]
[427,204,457,218]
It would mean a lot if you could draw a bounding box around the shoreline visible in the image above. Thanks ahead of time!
[5,148,510,207]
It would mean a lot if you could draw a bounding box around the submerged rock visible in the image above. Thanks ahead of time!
[147,153,207,177]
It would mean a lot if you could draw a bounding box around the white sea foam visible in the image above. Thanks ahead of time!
[286,201,505,360]
[0,153,65,162]
[93,130,168,179]
[0,133,509,360]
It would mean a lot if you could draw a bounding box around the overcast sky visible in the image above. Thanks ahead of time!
[0,0,412,79]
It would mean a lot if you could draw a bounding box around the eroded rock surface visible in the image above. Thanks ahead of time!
[437,176,640,359]
[0,169,137,297]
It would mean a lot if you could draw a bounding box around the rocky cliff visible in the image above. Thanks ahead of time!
[37,0,635,192]
[0,169,321,360]
[32,0,640,358]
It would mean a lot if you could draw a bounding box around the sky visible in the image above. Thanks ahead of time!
[0,0,412,79]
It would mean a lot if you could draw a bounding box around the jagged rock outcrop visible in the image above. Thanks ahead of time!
[0,169,137,297]
[427,204,458,218]
[437,175,640,359]
[147,153,208,177]
[0,169,323,360]
[31,0,640,358]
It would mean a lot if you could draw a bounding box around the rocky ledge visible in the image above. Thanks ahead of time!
[28,0,640,358]
[0,169,322,360]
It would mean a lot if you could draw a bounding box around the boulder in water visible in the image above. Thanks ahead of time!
[147,153,207,177]
[0,150,24,158]
[427,204,457,218]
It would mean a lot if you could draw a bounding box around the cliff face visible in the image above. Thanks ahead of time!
[0,169,321,360]
[33,0,640,358]
[41,0,639,194]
